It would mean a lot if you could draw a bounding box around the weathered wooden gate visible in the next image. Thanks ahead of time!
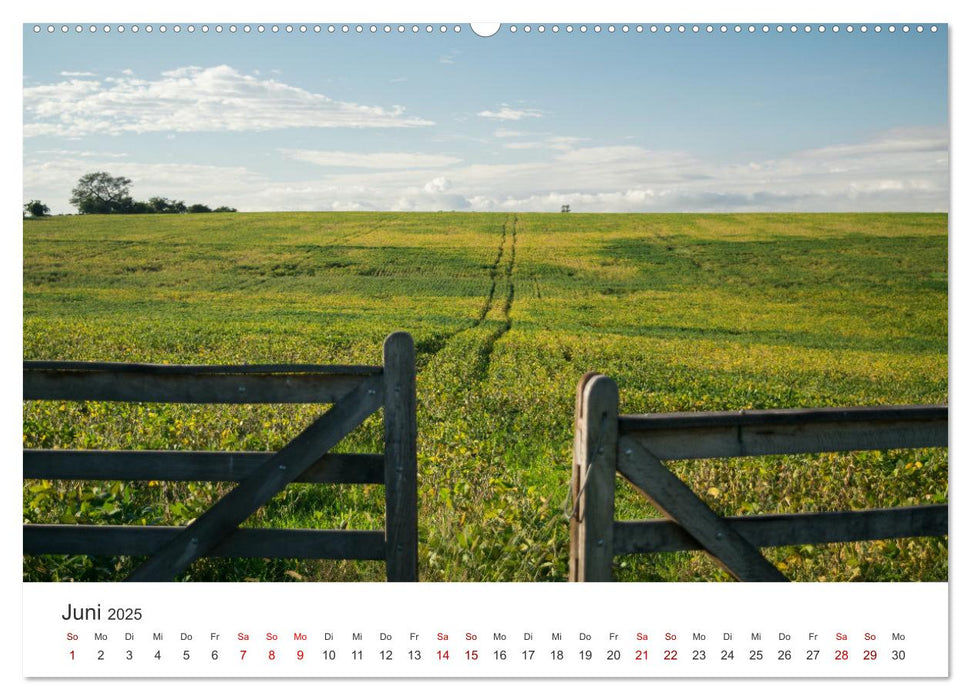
[23,332,418,582]
[570,373,948,582]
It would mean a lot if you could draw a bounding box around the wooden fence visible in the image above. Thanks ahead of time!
[569,373,948,582]
[23,332,418,582]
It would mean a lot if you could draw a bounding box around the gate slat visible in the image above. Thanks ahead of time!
[24,369,370,404]
[617,435,789,582]
[24,449,384,484]
[126,374,385,581]
[620,406,947,460]
[24,524,386,560]
[24,361,382,374]
[613,505,949,555]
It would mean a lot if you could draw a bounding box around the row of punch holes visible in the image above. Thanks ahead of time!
[33,24,939,35]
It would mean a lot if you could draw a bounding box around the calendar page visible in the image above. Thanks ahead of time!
[12,0,961,694]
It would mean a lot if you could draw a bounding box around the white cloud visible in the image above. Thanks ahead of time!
[502,142,548,150]
[423,177,450,193]
[439,50,460,65]
[23,127,947,214]
[329,200,367,211]
[498,132,585,151]
[556,146,667,164]
[546,136,585,151]
[280,150,461,169]
[477,104,544,120]
[796,127,947,160]
[34,149,129,158]
[24,65,434,137]
[59,71,97,77]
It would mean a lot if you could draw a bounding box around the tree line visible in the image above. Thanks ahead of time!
[24,172,237,217]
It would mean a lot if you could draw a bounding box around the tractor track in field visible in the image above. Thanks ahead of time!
[412,215,518,374]
[331,218,392,247]
[470,214,517,380]
[238,219,397,290]
[474,220,508,324]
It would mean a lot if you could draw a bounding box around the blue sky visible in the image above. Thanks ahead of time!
[23,23,948,213]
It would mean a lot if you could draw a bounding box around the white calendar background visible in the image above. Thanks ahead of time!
[23,583,947,677]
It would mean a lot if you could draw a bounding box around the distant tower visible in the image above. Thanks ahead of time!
[561,204,571,213]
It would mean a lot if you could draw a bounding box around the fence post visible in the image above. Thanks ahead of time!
[383,332,418,581]
[570,373,596,582]
[570,373,619,581]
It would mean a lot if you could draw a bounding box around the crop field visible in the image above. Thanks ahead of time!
[23,212,948,582]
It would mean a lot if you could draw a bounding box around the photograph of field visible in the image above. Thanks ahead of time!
[23,22,948,582]
[23,210,947,581]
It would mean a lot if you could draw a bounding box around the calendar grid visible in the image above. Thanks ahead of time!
[23,582,948,678]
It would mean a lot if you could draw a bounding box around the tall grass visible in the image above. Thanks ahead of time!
[23,212,947,581]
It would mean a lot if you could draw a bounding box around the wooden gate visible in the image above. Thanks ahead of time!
[569,373,948,582]
[23,332,418,582]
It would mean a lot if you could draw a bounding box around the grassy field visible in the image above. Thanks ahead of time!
[22,212,948,582]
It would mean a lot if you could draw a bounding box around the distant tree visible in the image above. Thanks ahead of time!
[122,199,153,214]
[213,206,238,213]
[67,173,227,215]
[24,200,50,217]
[148,197,188,214]
[70,172,133,214]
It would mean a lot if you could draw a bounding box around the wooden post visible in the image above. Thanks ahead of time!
[569,373,598,581]
[383,332,418,581]
[570,373,618,581]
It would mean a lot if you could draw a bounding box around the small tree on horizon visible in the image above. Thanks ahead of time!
[24,200,51,218]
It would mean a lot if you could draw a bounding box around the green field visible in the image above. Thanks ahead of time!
[23,212,948,582]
